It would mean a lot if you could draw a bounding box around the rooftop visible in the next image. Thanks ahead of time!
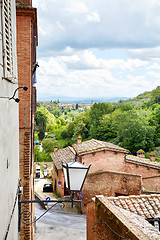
[126,155,160,170]
[108,194,160,219]
[50,146,75,170]
[97,195,160,240]
[74,139,130,155]
[50,139,129,170]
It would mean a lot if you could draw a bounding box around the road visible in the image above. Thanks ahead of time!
[34,202,86,240]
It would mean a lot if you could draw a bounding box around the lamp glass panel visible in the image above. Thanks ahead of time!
[63,166,68,188]
[68,168,88,191]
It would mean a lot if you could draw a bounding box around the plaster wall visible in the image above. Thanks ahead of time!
[0,1,19,239]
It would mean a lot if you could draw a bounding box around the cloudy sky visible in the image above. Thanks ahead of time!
[32,0,160,101]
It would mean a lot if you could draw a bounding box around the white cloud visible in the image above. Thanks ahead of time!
[32,0,160,100]
[127,47,160,60]
[36,50,159,99]
[147,63,160,70]
[33,0,160,55]
[87,11,100,22]
[63,1,88,13]
[54,50,148,72]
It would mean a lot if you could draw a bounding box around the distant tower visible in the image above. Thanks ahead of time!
[91,100,93,105]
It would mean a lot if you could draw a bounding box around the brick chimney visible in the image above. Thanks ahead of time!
[77,136,82,144]
[54,145,58,152]
[137,149,145,158]
[150,152,155,161]
[16,0,32,7]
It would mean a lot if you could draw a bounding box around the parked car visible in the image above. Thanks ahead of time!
[43,183,53,192]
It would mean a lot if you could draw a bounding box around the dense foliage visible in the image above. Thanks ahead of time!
[34,86,160,161]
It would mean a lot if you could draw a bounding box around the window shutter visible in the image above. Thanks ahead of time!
[3,0,14,81]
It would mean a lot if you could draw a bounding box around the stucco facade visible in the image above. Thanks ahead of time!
[0,1,19,239]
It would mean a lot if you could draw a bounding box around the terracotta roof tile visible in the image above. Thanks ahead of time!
[108,194,160,219]
[117,207,160,240]
[74,139,129,155]
[98,195,160,239]
[50,146,75,170]
[126,155,160,169]
[51,139,129,170]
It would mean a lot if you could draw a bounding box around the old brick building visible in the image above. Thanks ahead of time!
[16,0,38,239]
[87,195,160,240]
[51,137,160,209]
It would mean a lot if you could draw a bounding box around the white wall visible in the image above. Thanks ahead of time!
[0,0,19,239]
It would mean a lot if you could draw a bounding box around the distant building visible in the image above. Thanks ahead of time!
[0,1,19,239]
[16,0,38,239]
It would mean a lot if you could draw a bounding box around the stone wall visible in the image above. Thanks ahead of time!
[83,170,142,207]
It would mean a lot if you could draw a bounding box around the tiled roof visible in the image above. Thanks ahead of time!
[51,139,129,170]
[50,147,75,170]
[97,195,160,239]
[108,194,160,219]
[118,206,160,240]
[74,139,129,155]
[126,155,160,170]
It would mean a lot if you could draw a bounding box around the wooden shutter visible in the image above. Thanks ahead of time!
[3,0,13,80]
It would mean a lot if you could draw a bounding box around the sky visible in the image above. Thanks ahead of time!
[32,0,160,101]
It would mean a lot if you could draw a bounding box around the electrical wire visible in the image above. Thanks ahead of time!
[4,180,20,240]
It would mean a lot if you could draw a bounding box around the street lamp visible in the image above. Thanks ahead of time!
[18,151,90,231]
[62,161,90,193]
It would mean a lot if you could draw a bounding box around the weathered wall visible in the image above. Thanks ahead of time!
[83,171,142,207]
[81,150,126,174]
[142,175,160,192]
[53,148,160,200]
[87,197,149,240]
[17,5,37,240]
[0,1,19,239]
[81,150,160,193]
[16,0,32,6]
[122,160,160,178]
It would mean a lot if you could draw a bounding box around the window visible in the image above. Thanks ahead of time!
[2,0,14,81]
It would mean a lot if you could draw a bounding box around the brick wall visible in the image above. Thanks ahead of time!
[87,197,148,240]
[142,175,160,192]
[81,150,126,173]
[82,171,142,208]
[16,0,32,7]
[123,161,160,178]
[17,6,37,240]
[81,150,160,193]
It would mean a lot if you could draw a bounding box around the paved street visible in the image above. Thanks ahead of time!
[34,179,86,240]
[34,202,86,240]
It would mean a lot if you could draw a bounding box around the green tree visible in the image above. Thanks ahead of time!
[35,111,47,132]
[42,138,58,153]
[89,102,113,138]
[112,110,155,154]
[150,86,160,104]
[96,114,117,141]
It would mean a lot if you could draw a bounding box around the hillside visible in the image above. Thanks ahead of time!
[35,86,160,162]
